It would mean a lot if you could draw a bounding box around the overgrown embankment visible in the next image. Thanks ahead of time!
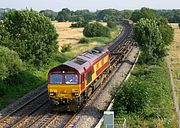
[112,62,178,127]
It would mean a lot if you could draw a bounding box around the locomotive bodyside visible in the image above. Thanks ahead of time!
[48,47,110,109]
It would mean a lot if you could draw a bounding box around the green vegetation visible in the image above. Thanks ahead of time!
[3,10,58,66]
[96,9,122,22]
[131,7,158,22]
[61,44,72,53]
[112,63,178,127]
[83,25,120,45]
[0,9,121,110]
[111,7,176,128]
[157,9,180,23]
[107,21,117,28]
[56,8,95,22]
[83,22,110,37]
[79,37,89,44]
[40,9,58,21]
[70,20,88,28]
[134,19,165,64]
[0,46,24,80]
[134,18,173,64]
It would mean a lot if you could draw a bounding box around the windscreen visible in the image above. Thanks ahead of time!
[65,74,78,84]
[49,74,62,84]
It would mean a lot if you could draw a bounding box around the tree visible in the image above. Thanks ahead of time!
[39,9,58,21]
[134,18,166,64]
[0,46,24,80]
[131,7,158,22]
[96,9,122,22]
[158,21,174,45]
[107,20,116,28]
[121,10,133,19]
[156,9,180,23]
[74,10,95,21]
[83,22,110,37]
[3,10,58,66]
[0,22,12,47]
[56,8,72,22]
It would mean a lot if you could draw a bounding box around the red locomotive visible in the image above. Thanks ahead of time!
[48,46,110,110]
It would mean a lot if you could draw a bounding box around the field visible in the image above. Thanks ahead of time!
[169,23,180,103]
[52,21,109,52]
[52,21,120,57]
[52,21,83,47]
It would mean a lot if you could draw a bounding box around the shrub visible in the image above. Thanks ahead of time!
[83,22,110,37]
[79,38,89,43]
[70,20,88,28]
[0,46,24,80]
[113,65,173,119]
[61,44,71,53]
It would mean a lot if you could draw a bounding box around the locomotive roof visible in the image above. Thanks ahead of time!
[63,47,109,74]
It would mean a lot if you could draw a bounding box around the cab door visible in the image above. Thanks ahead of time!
[81,74,85,90]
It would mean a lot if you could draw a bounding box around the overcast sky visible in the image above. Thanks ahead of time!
[0,0,180,11]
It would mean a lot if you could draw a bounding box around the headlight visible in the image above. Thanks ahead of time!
[72,92,79,96]
[49,92,56,96]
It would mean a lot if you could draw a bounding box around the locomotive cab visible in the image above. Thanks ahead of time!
[48,65,81,105]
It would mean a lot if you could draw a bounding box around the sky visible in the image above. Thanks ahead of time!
[0,0,180,11]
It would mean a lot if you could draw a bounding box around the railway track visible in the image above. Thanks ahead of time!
[0,90,48,128]
[0,20,135,128]
[34,20,135,128]
[62,21,135,128]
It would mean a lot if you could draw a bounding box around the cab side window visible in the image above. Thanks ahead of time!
[86,71,92,85]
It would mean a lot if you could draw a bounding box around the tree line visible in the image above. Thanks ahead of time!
[1,8,180,24]
[39,8,180,23]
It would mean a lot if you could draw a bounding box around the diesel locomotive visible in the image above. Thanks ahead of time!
[48,46,110,110]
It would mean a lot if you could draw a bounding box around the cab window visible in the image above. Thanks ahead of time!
[65,74,78,84]
[49,74,62,84]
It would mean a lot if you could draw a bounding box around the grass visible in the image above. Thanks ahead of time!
[169,23,180,104]
[0,22,120,110]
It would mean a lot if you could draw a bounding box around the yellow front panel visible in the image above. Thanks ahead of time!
[48,84,80,100]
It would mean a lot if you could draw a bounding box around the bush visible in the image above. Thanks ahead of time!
[79,38,89,43]
[0,46,24,80]
[3,10,58,66]
[61,44,71,53]
[70,20,88,28]
[113,65,173,120]
[113,77,149,114]
[83,22,110,37]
